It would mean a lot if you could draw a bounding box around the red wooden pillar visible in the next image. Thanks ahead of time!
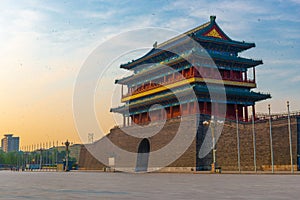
[194,101,197,113]
[179,104,182,116]
[187,102,190,115]
[234,104,238,120]
[189,67,192,77]
[244,106,248,122]
[214,102,218,117]
[170,106,173,119]
[147,113,150,123]
[252,104,256,120]
[139,113,142,124]
[238,105,242,121]
[204,102,207,114]
[244,71,247,81]
[123,114,125,126]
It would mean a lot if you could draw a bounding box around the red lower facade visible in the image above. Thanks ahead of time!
[130,102,253,125]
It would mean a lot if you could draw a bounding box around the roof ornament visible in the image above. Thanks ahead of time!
[153,41,158,48]
[210,15,216,22]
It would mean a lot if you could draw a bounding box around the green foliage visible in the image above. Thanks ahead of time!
[0,149,77,168]
[0,150,22,165]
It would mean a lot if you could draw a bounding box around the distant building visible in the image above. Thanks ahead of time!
[1,134,20,152]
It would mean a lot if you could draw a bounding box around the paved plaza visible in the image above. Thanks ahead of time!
[0,171,299,199]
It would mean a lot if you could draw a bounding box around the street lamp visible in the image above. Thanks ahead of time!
[236,108,241,173]
[64,140,70,172]
[251,113,257,172]
[39,148,43,170]
[287,101,294,173]
[268,104,274,173]
[203,116,223,173]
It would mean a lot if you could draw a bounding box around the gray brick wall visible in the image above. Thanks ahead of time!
[79,115,298,171]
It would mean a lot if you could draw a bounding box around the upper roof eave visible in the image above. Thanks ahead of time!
[194,35,255,50]
[120,16,256,70]
[111,85,271,113]
[117,52,262,85]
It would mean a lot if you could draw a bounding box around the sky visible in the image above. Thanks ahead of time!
[0,0,299,147]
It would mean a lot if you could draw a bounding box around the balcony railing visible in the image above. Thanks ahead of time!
[122,73,255,98]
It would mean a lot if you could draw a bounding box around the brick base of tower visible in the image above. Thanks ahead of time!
[78,115,299,172]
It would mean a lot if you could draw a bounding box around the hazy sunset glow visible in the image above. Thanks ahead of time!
[0,0,299,147]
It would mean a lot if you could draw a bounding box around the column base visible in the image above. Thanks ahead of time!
[211,163,216,173]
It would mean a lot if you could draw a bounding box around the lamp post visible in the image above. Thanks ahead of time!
[287,101,294,173]
[56,141,58,165]
[64,140,70,172]
[268,104,274,173]
[25,146,28,168]
[236,108,241,173]
[252,114,257,172]
[203,116,223,173]
[39,148,43,170]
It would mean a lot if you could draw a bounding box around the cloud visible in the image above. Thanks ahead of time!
[76,10,117,20]
[291,75,300,82]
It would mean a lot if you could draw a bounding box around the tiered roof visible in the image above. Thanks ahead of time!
[111,16,271,115]
[116,48,262,85]
[120,16,256,70]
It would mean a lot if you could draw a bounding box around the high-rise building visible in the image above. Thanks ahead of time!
[1,134,20,152]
